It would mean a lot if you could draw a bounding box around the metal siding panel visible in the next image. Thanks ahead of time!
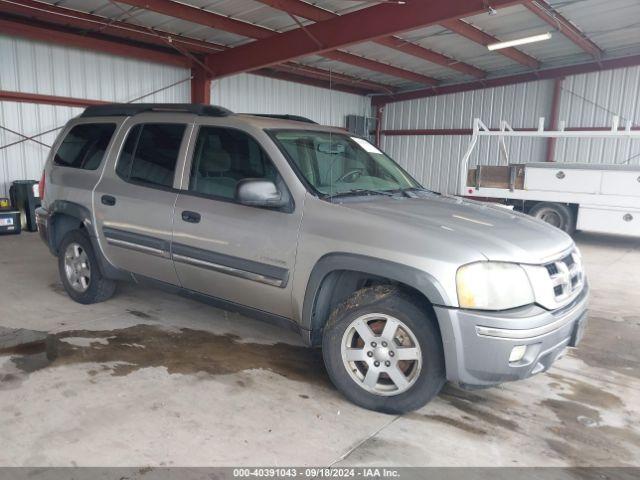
[383,66,640,194]
[211,73,371,127]
[381,80,553,193]
[556,65,640,165]
[0,35,190,196]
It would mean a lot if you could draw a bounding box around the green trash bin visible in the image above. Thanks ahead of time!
[9,180,41,232]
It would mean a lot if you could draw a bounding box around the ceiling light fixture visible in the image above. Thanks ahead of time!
[487,32,552,50]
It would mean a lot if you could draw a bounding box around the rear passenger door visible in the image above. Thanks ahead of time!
[94,117,192,285]
[172,125,302,318]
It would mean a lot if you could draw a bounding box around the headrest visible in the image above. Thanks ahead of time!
[200,149,231,174]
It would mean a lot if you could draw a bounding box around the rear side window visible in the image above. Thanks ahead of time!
[54,123,116,170]
[116,123,186,188]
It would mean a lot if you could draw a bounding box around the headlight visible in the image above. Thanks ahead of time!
[456,262,534,310]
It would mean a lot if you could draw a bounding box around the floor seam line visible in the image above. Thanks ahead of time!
[328,414,401,467]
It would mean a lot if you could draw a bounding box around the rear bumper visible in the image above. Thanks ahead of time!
[434,283,589,387]
[35,206,53,252]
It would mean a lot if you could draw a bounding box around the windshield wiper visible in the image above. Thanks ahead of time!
[325,188,397,200]
[397,186,440,196]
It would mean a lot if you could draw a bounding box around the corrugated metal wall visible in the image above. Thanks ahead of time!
[554,66,640,167]
[0,36,372,196]
[381,81,553,194]
[0,35,191,197]
[211,73,371,127]
[381,65,640,194]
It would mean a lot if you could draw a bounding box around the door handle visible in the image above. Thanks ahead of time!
[181,210,201,223]
[101,195,116,206]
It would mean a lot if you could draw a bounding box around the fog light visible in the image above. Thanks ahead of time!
[509,345,527,363]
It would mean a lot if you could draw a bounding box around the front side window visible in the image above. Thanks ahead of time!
[188,127,281,200]
[116,123,186,188]
[54,123,116,170]
[270,130,420,198]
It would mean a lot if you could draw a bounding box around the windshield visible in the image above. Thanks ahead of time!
[270,130,421,197]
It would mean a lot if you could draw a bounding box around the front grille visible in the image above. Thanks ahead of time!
[545,250,584,303]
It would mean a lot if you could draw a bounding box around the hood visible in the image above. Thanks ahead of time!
[340,194,574,264]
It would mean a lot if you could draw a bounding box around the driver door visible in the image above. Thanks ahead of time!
[171,124,303,318]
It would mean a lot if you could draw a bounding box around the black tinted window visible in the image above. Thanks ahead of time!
[54,123,116,170]
[116,123,185,188]
[189,127,279,200]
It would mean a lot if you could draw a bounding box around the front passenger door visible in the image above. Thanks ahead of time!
[172,126,302,318]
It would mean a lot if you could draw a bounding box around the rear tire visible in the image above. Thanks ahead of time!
[529,202,575,234]
[58,230,116,304]
[322,285,445,414]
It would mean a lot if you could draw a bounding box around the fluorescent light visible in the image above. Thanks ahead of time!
[487,32,552,51]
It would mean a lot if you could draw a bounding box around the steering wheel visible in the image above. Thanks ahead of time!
[336,169,362,183]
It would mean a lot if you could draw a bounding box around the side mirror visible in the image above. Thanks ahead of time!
[236,179,287,208]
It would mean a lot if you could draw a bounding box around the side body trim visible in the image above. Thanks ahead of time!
[99,229,289,288]
[103,227,170,258]
[172,242,289,288]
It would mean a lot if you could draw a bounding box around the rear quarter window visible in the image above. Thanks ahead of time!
[54,123,117,170]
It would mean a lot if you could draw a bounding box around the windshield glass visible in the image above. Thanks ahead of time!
[271,130,421,197]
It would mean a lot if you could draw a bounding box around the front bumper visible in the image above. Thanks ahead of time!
[434,282,589,387]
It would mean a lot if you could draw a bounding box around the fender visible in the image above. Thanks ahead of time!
[46,200,93,255]
[46,200,131,281]
[301,253,452,343]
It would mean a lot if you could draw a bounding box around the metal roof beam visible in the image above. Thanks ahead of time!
[0,90,108,107]
[0,1,391,95]
[0,15,189,67]
[440,18,541,69]
[275,63,397,93]
[117,0,439,86]
[116,0,274,39]
[522,0,602,58]
[0,0,226,54]
[203,0,521,79]
[321,51,438,86]
[372,54,640,105]
[256,0,486,78]
[253,69,372,96]
[373,37,486,79]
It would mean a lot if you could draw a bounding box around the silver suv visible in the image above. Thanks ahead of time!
[36,104,589,413]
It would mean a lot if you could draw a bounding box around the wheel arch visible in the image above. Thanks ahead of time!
[302,253,450,346]
[48,200,130,281]
[47,200,93,255]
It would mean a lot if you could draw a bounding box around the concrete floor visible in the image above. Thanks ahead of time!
[0,232,639,467]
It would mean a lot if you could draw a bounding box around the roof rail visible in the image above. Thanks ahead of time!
[245,113,318,124]
[81,103,233,118]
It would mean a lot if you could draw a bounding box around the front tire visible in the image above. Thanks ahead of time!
[58,230,116,304]
[322,286,445,414]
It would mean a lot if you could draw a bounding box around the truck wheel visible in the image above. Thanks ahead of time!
[322,285,445,414]
[529,202,575,234]
[58,230,116,304]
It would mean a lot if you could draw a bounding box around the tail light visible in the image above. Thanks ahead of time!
[38,170,46,202]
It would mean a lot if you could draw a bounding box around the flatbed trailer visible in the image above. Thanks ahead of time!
[460,118,640,236]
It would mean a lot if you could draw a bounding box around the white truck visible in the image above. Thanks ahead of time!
[460,117,640,236]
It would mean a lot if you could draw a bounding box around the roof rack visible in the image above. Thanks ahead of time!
[246,113,318,124]
[81,103,234,118]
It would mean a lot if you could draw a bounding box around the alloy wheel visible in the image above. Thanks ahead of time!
[341,313,422,396]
